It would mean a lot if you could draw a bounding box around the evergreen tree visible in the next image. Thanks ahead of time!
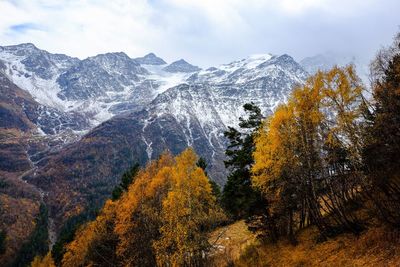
[0,230,6,255]
[112,163,140,200]
[221,103,264,218]
[364,33,400,226]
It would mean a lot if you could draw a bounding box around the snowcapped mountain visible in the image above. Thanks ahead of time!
[1,43,309,224]
[0,44,201,126]
[1,43,308,177]
[26,51,308,213]
[0,44,306,136]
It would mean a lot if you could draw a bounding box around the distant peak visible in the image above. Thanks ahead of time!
[144,52,157,57]
[175,59,188,64]
[247,53,273,61]
[135,53,166,65]
[2,42,38,50]
[163,59,201,73]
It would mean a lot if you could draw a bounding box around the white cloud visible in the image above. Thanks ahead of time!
[0,0,398,67]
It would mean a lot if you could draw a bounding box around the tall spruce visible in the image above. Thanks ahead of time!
[221,103,265,218]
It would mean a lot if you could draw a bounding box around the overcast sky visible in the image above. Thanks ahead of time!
[0,0,399,68]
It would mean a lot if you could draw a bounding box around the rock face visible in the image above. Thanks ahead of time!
[57,52,148,100]
[1,43,309,232]
[163,59,202,73]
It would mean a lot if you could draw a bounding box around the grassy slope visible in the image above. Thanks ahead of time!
[210,221,400,267]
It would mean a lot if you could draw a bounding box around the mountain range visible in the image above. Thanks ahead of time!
[0,43,320,262]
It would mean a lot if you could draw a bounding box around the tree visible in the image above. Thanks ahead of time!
[31,252,55,267]
[197,157,221,201]
[252,66,366,241]
[61,149,225,267]
[222,103,265,219]
[363,32,400,226]
[13,204,49,267]
[51,208,98,266]
[62,201,118,267]
[252,104,301,242]
[114,152,175,266]
[0,230,6,255]
[111,163,140,200]
[154,149,224,266]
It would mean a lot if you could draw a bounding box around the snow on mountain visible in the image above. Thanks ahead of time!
[119,53,309,183]
[0,44,306,132]
[0,44,312,227]
[0,45,157,126]
[1,43,309,184]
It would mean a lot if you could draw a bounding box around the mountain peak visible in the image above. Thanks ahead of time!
[0,43,39,53]
[90,51,131,61]
[135,53,166,65]
[11,43,37,49]
[163,59,201,73]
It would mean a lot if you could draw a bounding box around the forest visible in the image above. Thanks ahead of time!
[22,32,400,266]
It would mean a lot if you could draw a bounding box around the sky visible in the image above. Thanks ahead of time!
[0,0,399,68]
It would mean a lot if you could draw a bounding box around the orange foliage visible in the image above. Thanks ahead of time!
[61,149,225,266]
[31,252,55,267]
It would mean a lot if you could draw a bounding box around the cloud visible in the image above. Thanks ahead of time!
[0,0,398,68]
[9,23,43,33]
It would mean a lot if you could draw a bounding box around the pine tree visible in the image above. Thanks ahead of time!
[221,103,265,219]
[0,230,6,255]
[111,163,140,200]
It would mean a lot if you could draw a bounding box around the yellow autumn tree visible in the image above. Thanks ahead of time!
[252,66,366,239]
[61,149,225,266]
[31,252,55,267]
[252,103,302,240]
[114,151,175,266]
[320,65,365,167]
[153,148,224,266]
[62,200,117,267]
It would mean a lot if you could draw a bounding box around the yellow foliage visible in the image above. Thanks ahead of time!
[62,200,116,267]
[252,104,298,194]
[61,149,225,266]
[253,65,365,194]
[31,252,55,267]
[153,149,223,266]
[251,65,365,235]
[235,225,400,267]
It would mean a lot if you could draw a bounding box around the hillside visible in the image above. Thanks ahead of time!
[210,221,400,267]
